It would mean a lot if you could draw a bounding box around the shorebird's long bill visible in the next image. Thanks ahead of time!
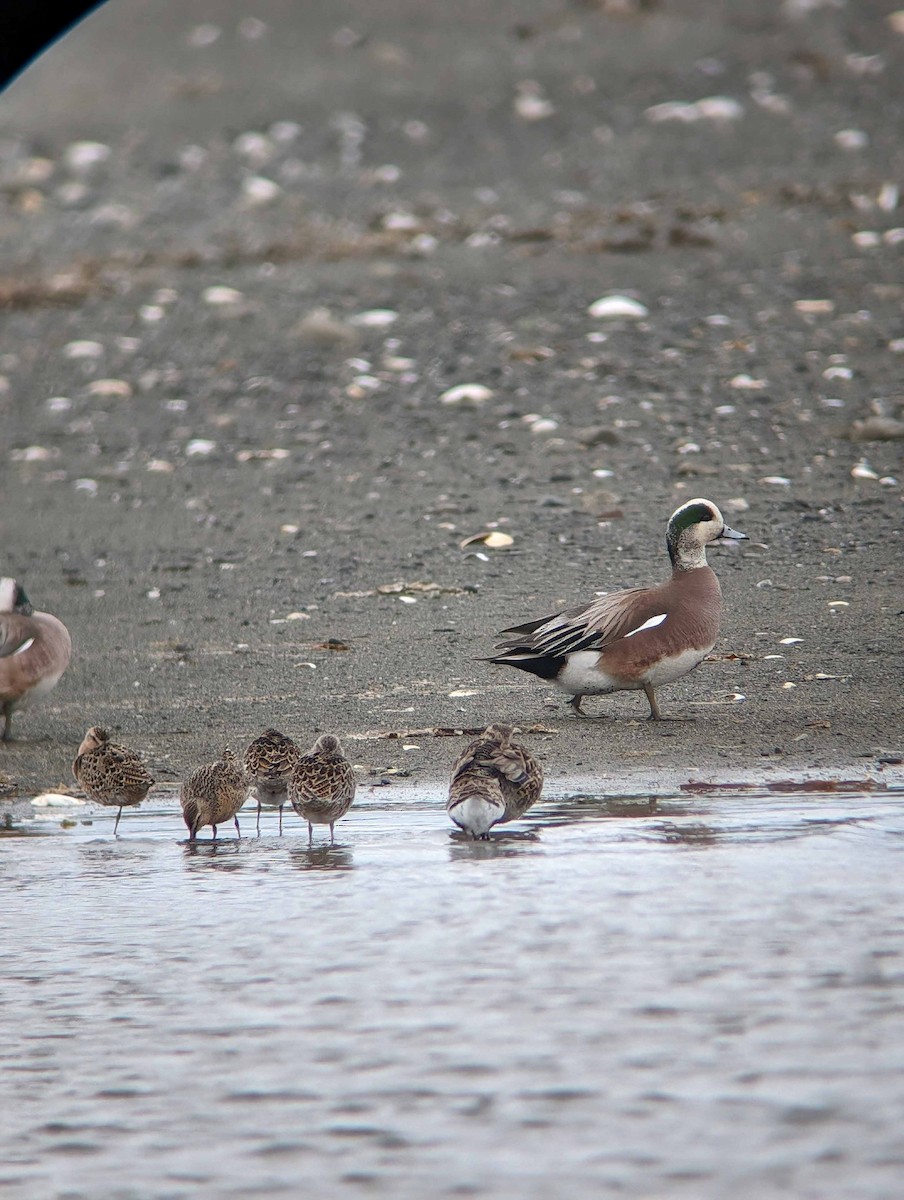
[715,524,748,543]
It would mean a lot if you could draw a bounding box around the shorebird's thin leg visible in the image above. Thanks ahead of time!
[113,806,123,835]
[212,824,218,841]
[278,805,283,836]
[234,815,241,840]
[308,821,313,847]
[256,802,261,835]
[329,822,335,845]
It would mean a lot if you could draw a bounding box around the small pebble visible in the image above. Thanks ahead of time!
[203,286,244,306]
[64,141,111,171]
[87,378,132,398]
[835,129,869,150]
[350,309,398,328]
[241,175,281,204]
[63,339,104,359]
[186,439,216,457]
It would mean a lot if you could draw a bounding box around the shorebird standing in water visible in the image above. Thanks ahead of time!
[72,726,155,834]
[447,722,543,839]
[180,747,249,841]
[288,734,356,846]
[243,727,301,834]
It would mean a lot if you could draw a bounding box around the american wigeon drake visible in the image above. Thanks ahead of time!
[447,722,543,839]
[0,577,72,741]
[243,727,301,834]
[180,747,250,841]
[73,726,155,834]
[288,734,356,846]
[487,498,748,720]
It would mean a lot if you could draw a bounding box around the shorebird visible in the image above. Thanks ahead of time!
[447,721,543,839]
[180,747,249,841]
[288,734,356,845]
[486,498,747,720]
[243,727,301,834]
[72,726,155,833]
[0,577,72,741]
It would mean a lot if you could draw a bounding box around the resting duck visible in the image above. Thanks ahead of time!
[0,577,72,740]
[487,498,747,720]
[447,722,543,839]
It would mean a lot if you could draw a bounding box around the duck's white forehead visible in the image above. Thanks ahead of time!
[0,578,17,610]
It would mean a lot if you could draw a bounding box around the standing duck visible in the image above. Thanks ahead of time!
[72,726,155,833]
[243,727,301,834]
[0,577,72,741]
[487,498,747,720]
[447,722,543,839]
[180,748,249,841]
[288,734,356,846]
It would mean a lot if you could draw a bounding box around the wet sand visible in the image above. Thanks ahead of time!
[1,0,902,799]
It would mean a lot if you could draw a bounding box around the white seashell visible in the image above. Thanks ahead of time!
[270,120,302,143]
[851,460,879,480]
[514,87,556,121]
[780,637,804,644]
[852,231,881,248]
[794,298,834,315]
[645,101,701,123]
[285,611,310,620]
[383,210,421,231]
[695,96,744,120]
[879,476,898,487]
[835,129,869,150]
[827,600,850,608]
[460,531,514,550]
[241,175,281,204]
[878,182,899,211]
[186,439,216,457]
[178,145,207,171]
[399,595,417,604]
[64,141,111,171]
[32,793,86,807]
[350,309,398,327]
[280,525,299,534]
[725,497,750,512]
[203,286,244,306]
[888,338,904,354]
[883,228,904,244]
[146,459,174,473]
[63,339,104,359]
[139,305,165,322]
[449,689,478,697]
[238,17,267,40]
[760,476,792,486]
[592,468,614,478]
[781,682,797,690]
[187,23,221,47]
[87,378,132,398]
[823,366,853,380]
[74,478,99,495]
[588,294,649,319]
[729,373,768,389]
[529,418,559,433]
[47,396,72,412]
[10,445,54,462]
[889,11,904,33]
[440,383,494,405]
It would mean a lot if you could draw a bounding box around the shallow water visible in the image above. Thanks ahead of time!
[3,783,904,1200]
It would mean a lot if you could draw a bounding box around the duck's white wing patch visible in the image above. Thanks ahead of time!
[11,636,35,655]
[623,613,667,639]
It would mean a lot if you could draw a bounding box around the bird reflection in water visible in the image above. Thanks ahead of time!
[288,844,354,871]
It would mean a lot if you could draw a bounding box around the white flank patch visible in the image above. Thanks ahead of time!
[624,613,667,638]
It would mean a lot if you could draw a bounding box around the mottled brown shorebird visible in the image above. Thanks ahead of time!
[180,747,249,841]
[447,722,543,839]
[288,734,356,846]
[243,727,301,834]
[72,726,155,834]
[0,577,72,741]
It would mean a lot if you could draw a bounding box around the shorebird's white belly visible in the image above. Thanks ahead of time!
[449,796,503,837]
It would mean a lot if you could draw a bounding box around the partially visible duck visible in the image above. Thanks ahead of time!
[447,722,543,839]
[72,726,155,834]
[0,577,72,741]
[487,498,747,720]
[288,734,356,846]
[243,727,301,834]
[180,748,249,841]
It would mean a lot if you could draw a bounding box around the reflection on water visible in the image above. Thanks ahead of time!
[2,782,903,1199]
